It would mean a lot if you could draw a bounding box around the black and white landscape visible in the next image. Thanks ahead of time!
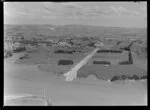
[4,2,147,106]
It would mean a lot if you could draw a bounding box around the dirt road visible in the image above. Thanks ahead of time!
[64,48,99,81]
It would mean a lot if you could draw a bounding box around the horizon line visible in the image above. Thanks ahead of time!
[4,23,147,29]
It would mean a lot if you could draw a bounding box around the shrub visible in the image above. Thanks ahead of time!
[54,50,73,54]
[140,75,147,80]
[132,75,140,80]
[88,43,95,47]
[19,54,30,60]
[125,74,147,80]
[97,50,109,53]
[97,49,122,53]
[121,75,127,80]
[58,59,73,65]
[4,51,13,58]
[110,75,121,82]
[123,74,142,80]
[13,47,26,53]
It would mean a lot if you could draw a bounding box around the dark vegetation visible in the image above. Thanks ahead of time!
[93,61,111,65]
[19,40,38,46]
[4,25,147,82]
[13,47,26,53]
[118,51,133,65]
[87,42,96,47]
[140,75,147,80]
[19,54,31,60]
[110,74,147,82]
[77,63,147,81]
[116,41,123,46]
[58,59,73,65]
[54,50,75,54]
[119,40,138,51]
[97,49,123,53]
[128,51,133,64]
[110,75,121,81]
[4,51,13,58]
[77,72,147,82]
[118,61,131,65]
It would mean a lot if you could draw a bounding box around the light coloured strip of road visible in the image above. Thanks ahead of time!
[64,48,99,81]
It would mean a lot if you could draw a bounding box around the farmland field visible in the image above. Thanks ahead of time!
[4,24,147,106]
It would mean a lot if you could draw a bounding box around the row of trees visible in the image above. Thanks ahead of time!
[54,50,75,54]
[110,74,147,82]
[13,47,26,53]
[97,49,123,53]
[118,51,133,65]
[77,71,147,81]
[58,59,74,65]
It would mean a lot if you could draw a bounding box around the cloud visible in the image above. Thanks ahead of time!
[42,2,85,18]
[4,2,142,21]
[118,6,139,16]
[104,6,140,17]
[110,6,121,15]
[73,5,140,19]
[61,5,104,18]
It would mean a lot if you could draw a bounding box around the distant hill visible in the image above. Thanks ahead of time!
[4,24,147,40]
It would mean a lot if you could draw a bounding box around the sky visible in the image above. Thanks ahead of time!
[4,2,147,28]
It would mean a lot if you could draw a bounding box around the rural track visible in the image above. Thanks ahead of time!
[64,48,100,81]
